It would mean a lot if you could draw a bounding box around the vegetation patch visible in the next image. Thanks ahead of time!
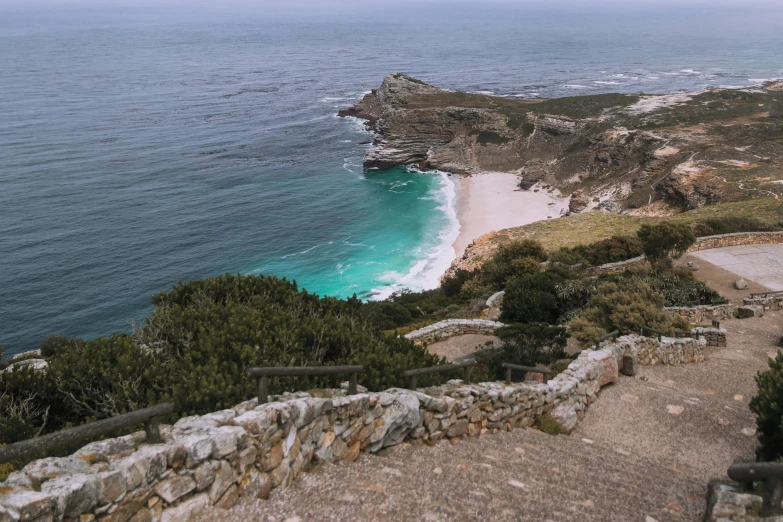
[535,413,567,436]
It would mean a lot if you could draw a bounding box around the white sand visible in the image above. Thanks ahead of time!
[452,172,569,257]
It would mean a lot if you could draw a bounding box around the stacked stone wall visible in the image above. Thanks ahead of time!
[0,334,710,522]
[404,319,504,345]
[687,231,783,252]
[743,294,783,311]
[665,304,735,324]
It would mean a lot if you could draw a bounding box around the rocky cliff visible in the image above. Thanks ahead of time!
[340,74,783,212]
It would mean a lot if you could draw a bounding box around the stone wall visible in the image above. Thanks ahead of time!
[692,327,728,347]
[665,304,735,324]
[0,333,710,522]
[687,231,783,252]
[583,255,648,276]
[404,319,504,345]
[743,294,783,311]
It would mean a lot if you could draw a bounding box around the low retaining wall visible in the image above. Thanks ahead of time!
[0,333,710,522]
[688,231,783,252]
[405,319,504,345]
[692,327,728,347]
[666,304,735,324]
[744,294,783,311]
[583,255,648,276]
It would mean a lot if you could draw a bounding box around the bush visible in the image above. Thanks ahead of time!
[500,267,574,324]
[0,274,441,446]
[567,280,675,347]
[696,216,779,236]
[482,256,541,289]
[535,414,567,435]
[549,236,644,267]
[749,352,783,461]
[477,323,568,381]
[637,222,696,261]
[40,336,84,358]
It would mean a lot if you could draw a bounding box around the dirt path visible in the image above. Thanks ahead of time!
[676,253,772,303]
[427,334,499,362]
[199,312,782,522]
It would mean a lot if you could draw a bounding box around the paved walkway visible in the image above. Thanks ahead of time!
[691,244,783,291]
[200,312,782,522]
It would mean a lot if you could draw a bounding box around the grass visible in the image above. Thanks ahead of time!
[535,414,567,435]
[478,199,783,255]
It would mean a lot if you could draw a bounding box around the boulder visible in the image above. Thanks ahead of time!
[568,190,589,213]
[550,404,578,432]
[586,349,618,387]
[738,305,764,318]
[369,392,421,451]
[734,278,748,290]
[154,476,196,504]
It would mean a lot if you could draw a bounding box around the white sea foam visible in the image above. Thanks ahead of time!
[281,243,322,259]
[594,81,621,85]
[564,84,590,89]
[370,171,460,300]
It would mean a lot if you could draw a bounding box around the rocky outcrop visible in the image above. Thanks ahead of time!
[341,75,783,212]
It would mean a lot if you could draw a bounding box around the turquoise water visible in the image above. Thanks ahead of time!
[1,4,782,354]
[246,166,458,300]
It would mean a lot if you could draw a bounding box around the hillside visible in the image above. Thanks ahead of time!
[449,199,782,274]
[340,74,783,212]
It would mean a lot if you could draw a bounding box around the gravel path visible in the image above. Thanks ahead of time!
[427,334,499,361]
[198,311,782,522]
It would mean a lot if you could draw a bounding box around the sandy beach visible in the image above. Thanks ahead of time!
[452,172,568,257]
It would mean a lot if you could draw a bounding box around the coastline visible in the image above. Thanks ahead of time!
[452,172,568,259]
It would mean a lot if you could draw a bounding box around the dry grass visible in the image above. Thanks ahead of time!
[483,198,782,252]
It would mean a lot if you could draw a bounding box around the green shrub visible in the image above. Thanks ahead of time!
[477,323,568,381]
[750,352,783,461]
[40,335,84,358]
[696,216,779,236]
[535,414,567,435]
[441,269,478,297]
[482,256,541,289]
[637,222,696,261]
[550,236,643,267]
[500,267,574,324]
[567,280,674,347]
[0,274,441,446]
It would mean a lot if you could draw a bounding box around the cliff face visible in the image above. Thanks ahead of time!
[340,74,783,212]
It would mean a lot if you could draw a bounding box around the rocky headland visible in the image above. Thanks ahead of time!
[340,74,783,213]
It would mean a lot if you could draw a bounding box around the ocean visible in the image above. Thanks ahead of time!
[1,3,782,355]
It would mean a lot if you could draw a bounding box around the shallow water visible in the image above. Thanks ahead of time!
[1,4,782,354]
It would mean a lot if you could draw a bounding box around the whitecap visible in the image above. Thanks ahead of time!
[281,243,322,259]
[594,81,621,85]
[370,171,460,300]
[564,84,590,89]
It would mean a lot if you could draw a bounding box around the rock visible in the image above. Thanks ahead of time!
[180,434,215,468]
[507,480,525,490]
[446,419,469,438]
[343,442,361,462]
[96,470,127,504]
[193,460,218,491]
[209,460,237,504]
[550,404,578,432]
[159,493,210,522]
[22,456,90,484]
[734,278,748,290]
[686,261,700,271]
[620,354,637,376]
[524,371,544,384]
[738,305,764,318]
[586,349,618,386]
[568,190,589,213]
[369,392,421,450]
[0,489,55,521]
[666,405,684,415]
[154,476,196,504]
[0,504,19,522]
[710,489,763,519]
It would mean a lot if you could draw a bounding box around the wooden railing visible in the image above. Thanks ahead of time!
[403,360,476,389]
[0,403,173,464]
[639,326,666,341]
[245,366,364,404]
[750,291,783,299]
[594,330,619,349]
[728,462,783,516]
[501,363,552,384]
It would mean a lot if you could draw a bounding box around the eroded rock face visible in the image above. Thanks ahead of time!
[340,74,783,215]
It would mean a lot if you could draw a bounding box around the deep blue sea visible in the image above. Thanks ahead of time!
[1,3,782,355]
